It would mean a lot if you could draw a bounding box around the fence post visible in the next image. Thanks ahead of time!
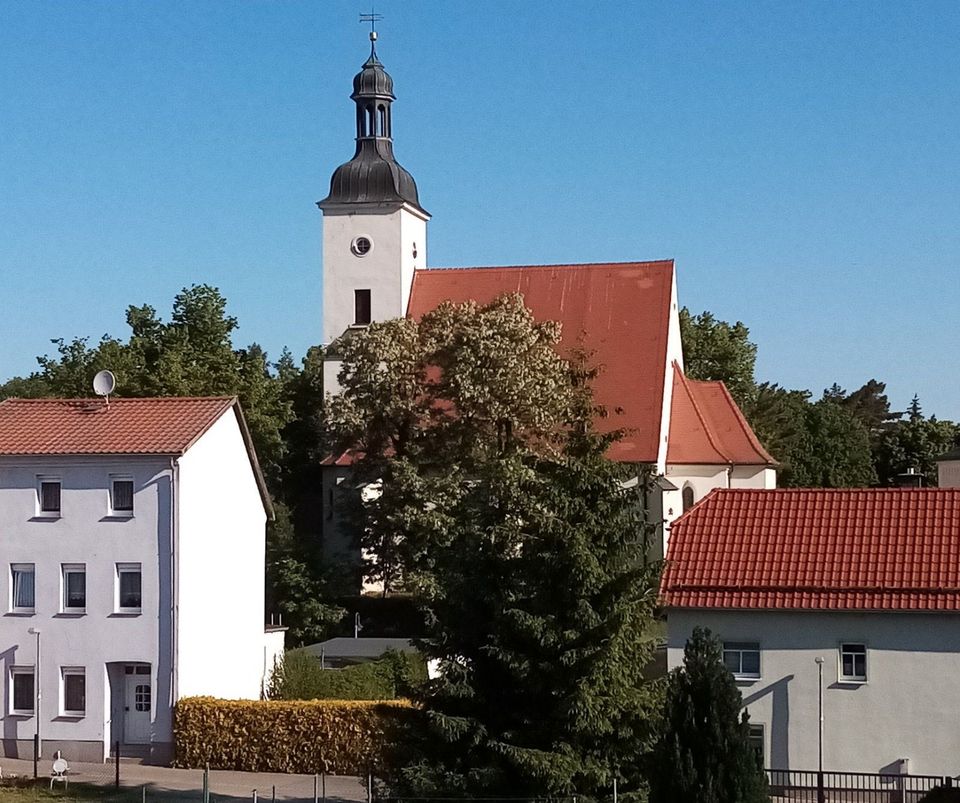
[367,770,373,803]
[322,770,327,803]
[115,740,121,788]
[272,785,276,802]
[314,773,319,803]
[817,770,825,803]
[33,733,39,780]
[142,786,147,803]
[253,790,258,803]
[203,764,210,803]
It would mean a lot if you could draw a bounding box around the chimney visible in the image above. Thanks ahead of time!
[894,467,924,488]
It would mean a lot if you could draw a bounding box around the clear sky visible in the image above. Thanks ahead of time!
[2,1,958,419]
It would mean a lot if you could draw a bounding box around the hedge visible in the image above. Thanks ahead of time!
[174,696,416,773]
[268,649,427,701]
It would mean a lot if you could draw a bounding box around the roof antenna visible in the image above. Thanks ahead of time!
[360,8,383,51]
[92,370,116,407]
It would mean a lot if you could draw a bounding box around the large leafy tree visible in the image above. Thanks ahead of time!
[872,408,959,486]
[782,399,877,487]
[327,294,664,796]
[649,627,768,803]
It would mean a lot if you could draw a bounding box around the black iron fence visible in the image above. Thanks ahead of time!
[768,768,953,802]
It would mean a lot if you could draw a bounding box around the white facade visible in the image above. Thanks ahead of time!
[0,406,275,763]
[668,609,960,776]
[321,202,429,394]
[938,457,960,488]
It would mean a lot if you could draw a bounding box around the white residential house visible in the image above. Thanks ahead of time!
[317,36,777,586]
[662,487,960,777]
[0,396,282,763]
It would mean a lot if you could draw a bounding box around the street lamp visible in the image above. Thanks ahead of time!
[27,627,41,761]
[815,657,825,803]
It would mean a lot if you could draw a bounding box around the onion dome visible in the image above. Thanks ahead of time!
[318,35,425,213]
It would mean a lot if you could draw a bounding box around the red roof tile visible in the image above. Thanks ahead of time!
[0,397,237,455]
[667,365,774,466]
[408,262,675,462]
[661,488,960,612]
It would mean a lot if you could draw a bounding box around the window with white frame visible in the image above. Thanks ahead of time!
[10,564,35,612]
[839,642,867,682]
[37,476,61,516]
[61,564,86,612]
[723,641,761,679]
[110,477,134,515]
[116,563,142,613]
[61,667,85,716]
[10,667,34,715]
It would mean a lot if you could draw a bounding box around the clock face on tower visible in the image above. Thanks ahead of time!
[351,236,372,256]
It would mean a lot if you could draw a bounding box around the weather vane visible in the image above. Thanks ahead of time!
[359,9,383,42]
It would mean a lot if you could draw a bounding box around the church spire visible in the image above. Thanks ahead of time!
[318,30,424,213]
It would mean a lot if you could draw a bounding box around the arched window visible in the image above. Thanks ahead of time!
[682,485,695,513]
[377,105,387,137]
[367,106,376,137]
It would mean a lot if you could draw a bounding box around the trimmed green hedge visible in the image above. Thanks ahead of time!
[173,697,415,773]
[268,648,427,701]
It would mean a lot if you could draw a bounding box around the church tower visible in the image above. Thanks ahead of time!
[318,32,429,353]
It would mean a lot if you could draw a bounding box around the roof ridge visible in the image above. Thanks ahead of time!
[0,395,237,404]
[421,260,675,274]
[710,487,960,494]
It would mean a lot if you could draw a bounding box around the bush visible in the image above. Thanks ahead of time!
[268,648,427,701]
[174,696,417,773]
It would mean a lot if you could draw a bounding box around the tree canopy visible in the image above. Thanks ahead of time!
[327,294,664,797]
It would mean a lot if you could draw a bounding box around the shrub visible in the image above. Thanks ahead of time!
[268,648,427,701]
[174,696,417,773]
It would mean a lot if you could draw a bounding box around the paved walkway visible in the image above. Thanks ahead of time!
[0,756,369,801]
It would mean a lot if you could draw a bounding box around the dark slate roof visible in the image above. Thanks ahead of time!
[319,139,423,211]
[352,51,395,99]
[300,637,416,660]
[937,446,960,462]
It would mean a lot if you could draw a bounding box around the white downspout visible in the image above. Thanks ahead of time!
[169,458,180,712]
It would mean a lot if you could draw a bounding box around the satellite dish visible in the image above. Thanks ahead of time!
[92,370,116,402]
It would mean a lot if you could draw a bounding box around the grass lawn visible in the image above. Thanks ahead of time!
[0,782,174,801]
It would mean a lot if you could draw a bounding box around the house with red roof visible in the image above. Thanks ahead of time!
[317,36,775,585]
[661,487,960,776]
[0,397,282,763]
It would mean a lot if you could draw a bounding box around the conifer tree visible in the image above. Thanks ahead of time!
[649,627,768,803]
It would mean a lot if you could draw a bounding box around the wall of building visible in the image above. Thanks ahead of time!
[176,410,267,701]
[321,204,427,347]
[938,459,960,488]
[0,455,172,761]
[655,274,684,473]
[667,609,960,776]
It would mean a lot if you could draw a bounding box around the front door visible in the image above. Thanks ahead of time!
[123,666,151,744]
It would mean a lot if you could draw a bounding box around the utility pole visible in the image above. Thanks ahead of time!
[815,656,825,803]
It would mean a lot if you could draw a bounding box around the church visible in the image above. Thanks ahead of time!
[319,34,775,582]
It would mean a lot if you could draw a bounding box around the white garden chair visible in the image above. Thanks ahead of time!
[50,755,69,789]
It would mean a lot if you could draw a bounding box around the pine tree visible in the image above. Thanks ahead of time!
[649,627,768,803]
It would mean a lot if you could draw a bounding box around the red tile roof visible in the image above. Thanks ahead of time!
[0,396,237,455]
[408,262,675,462]
[661,488,960,612]
[667,365,774,466]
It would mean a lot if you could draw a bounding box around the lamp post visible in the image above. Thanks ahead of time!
[815,656,825,803]
[27,627,41,765]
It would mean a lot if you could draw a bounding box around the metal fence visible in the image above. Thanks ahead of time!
[768,768,953,802]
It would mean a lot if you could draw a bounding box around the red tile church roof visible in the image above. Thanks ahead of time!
[409,262,675,462]
[661,488,960,612]
[666,366,774,466]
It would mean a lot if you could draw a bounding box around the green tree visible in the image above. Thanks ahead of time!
[873,414,959,486]
[648,627,768,803]
[679,308,757,405]
[783,400,877,487]
[328,295,664,796]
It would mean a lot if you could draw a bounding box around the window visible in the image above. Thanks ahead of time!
[62,564,86,612]
[10,564,35,612]
[38,477,61,515]
[135,683,151,712]
[10,667,34,715]
[354,288,372,325]
[723,641,761,679]
[351,237,373,257]
[747,724,765,769]
[682,485,695,513]
[116,564,142,613]
[840,643,867,682]
[110,477,134,515]
[61,667,85,716]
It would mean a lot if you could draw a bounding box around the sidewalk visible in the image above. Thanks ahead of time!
[0,756,369,801]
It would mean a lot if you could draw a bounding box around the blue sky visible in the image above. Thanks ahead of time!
[2,1,958,419]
